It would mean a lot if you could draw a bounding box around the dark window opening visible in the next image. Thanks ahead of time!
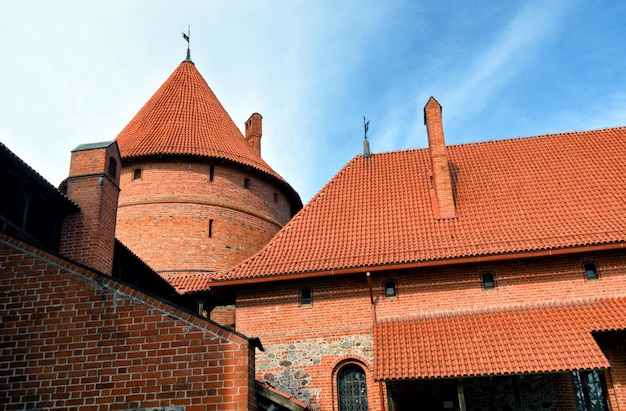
[133,168,142,180]
[482,273,495,289]
[585,263,598,280]
[384,281,396,298]
[274,192,278,203]
[244,178,250,189]
[301,288,312,305]
[108,158,117,177]
[571,370,609,411]
[338,364,368,411]
[209,165,214,182]
[208,219,213,238]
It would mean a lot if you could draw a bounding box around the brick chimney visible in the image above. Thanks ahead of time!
[245,113,262,156]
[424,97,457,219]
[59,141,121,274]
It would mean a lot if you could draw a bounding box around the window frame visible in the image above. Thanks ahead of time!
[583,262,599,280]
[481,272,496,290]
[336,363,369,411]
[383,280,397,298]
[571,370,609,411]
[300,287,312,306]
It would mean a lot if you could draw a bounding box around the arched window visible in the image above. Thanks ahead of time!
[337,364,368,411]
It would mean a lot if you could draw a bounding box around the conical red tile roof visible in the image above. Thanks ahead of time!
[115,60,285,182]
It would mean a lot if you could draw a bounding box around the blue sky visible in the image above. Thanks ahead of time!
[1,1,625,203]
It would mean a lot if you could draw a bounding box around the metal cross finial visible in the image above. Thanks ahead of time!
[364,116,370,141]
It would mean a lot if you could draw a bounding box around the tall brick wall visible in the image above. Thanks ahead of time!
[234,250,626,411]
[0,234,257,411]
[116,159,293,274]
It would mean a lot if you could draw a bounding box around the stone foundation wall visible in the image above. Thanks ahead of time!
[257,334,374,410]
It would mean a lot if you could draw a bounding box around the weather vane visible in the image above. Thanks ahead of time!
[363,116,370,141]
[182,25,191,61]
[182,25,190,45]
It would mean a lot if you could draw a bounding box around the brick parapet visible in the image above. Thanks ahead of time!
[0,233,257,410]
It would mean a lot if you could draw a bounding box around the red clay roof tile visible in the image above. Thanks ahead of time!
[374,297,626,380]
[171,126,626,293]
[115,60,286,183]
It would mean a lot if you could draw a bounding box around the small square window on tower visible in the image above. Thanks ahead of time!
[133,168,142,180]
[482,273,495,289]
[584,263,598,280]
[244,178,250,189]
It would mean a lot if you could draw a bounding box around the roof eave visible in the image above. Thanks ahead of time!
[194,241,626,291]
[120,152,302,211]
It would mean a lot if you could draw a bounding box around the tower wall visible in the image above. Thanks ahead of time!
[115,159,293,274]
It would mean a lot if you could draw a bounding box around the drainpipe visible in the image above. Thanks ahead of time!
[366,272,375,305]
[366,272,387,410]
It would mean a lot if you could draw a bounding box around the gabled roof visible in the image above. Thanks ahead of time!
[374,297,626,380]
[115,60,287,183]
[172,126,626,293]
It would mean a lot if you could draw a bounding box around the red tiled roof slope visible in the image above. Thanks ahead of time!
[173,126,626,292]
[374,297,626,380]
[115,61,285,182]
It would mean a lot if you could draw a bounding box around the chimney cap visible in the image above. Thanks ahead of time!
[424,96,442,125]
[71,141,116,152]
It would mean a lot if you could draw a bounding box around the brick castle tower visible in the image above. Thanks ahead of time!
[114,51,301,280]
